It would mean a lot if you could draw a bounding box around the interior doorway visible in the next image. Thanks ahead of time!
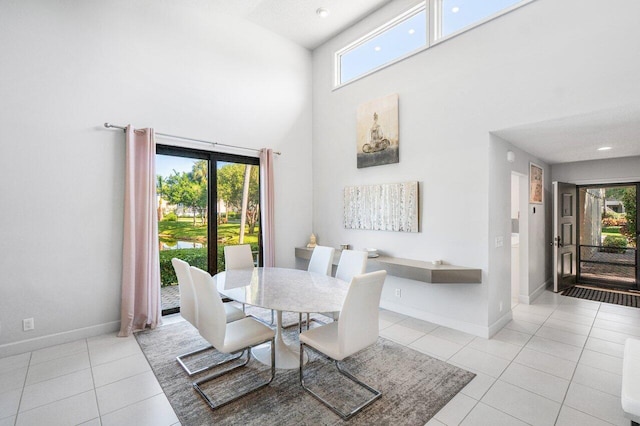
[576,183,638,290]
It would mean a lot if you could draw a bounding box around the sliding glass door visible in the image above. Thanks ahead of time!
[215,160,261,270]
[156,145,260,314]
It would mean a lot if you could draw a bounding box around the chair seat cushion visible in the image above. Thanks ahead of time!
[300,322,345,361]
[622,338,640,422]
[224,303,245,323]
[222,317,275,354]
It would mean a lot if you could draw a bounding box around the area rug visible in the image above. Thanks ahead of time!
[562,285,640,307]
[135,318,475,426]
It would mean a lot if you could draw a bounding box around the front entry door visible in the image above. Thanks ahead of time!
[553,181,577,292]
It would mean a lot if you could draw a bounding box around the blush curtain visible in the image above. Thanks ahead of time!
[259,149,275,267]
[118,126,162,337]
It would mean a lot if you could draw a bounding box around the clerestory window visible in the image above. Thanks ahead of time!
[335,0,532,87]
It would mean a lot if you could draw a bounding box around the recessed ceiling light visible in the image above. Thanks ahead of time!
[408,29,415,35]
[374,46,381,52]
[316,8,329,18]
[452,6,460,13]
[597,146,612,151]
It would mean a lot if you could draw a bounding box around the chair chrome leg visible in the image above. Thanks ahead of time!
[193,337,276,410]
[177,345,244,376]
[283,313,327,330]
[299,343,382,420]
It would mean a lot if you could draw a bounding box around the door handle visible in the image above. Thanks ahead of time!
[554,236,563,247]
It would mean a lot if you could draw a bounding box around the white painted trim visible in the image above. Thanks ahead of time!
[488,310,514,338]
[564,177,640,185]
[520,278,552,304]
[0,321,121,358]
[380,299,492,338]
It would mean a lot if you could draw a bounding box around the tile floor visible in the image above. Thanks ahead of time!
[0,290,635,425]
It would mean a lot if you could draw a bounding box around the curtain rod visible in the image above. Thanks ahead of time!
[103,122,281,155]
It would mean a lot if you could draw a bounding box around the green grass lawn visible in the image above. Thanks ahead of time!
[158,218,207,242]
[158,218,260,286]
[602,225,622,240]
[158,217,259,245]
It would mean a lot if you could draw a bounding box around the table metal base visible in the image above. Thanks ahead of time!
[252,311,308,369]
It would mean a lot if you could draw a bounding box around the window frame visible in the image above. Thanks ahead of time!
[334,1,428,88]
[333,0,535,89]
[433,0,535,44]
[156,144,262,274]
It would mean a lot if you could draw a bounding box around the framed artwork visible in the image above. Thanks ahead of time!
[344,181,418,232]
[356,94,399,168]
[529,162,543,204]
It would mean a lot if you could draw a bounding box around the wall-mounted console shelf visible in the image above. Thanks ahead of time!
[295,247,482,284]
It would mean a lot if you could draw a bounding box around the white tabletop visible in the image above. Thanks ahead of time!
[214,267,349,313]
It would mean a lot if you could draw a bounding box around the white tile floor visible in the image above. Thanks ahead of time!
[0,290,635,425]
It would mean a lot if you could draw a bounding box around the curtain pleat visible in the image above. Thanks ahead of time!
[118,126,161,336]
[259,149,276,267]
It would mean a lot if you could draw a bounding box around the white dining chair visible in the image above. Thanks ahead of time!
[190,266,276,410]
[299,270,386,420]
[298,245,336,329]
[224,244,274,324]
[318,249,368,322]
[223,244,255,270]
[308,245,336,275]
[171,258,245,376]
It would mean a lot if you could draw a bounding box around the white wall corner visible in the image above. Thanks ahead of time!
[520,278,553,304]
[0,321,121,358]
[487,310,514,339]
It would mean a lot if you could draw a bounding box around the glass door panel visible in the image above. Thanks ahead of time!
[216,161,260,271]
[578,185,638,289]
[156,152,209,315]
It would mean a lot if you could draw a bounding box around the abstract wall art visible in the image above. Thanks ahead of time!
[344,181,419,232]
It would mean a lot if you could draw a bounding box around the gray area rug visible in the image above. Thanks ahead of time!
[135,313,475,426]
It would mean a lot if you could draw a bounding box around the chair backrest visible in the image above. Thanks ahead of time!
[190,266,227,349]
[224,244,255,270]
[171,258,197,327]
[308,246,335,276]
[338,270,386,357]
[335,250,368,282]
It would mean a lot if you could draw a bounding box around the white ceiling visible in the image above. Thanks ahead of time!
[208,0,392,49]
[492,106,640,165]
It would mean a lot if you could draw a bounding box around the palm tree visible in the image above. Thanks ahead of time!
[156,175,166,221]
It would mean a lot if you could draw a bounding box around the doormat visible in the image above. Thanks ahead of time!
[562,286,640,307]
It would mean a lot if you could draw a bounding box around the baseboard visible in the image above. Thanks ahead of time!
[487,310,514,338]
[520,278,551,304]
[380,300,492,338]
[0,321,121,358]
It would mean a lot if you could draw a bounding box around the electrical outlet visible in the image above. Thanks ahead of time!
[495,236,504,248]
[23,318,34,331]
[395,288,401,298]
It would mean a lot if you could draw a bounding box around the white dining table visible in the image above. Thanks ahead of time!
[213,267,350,369]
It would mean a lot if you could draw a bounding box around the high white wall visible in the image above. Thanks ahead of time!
[0,0,313,355]
[552,156,640,185]
[312,0,640,336]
